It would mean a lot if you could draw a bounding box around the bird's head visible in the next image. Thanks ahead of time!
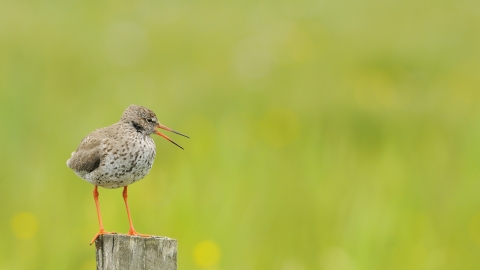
[121,104,189,149]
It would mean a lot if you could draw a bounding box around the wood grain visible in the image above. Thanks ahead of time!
[95,234,177,270]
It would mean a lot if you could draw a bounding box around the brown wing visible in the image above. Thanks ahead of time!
[67,128,109,173]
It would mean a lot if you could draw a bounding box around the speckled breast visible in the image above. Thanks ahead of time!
[94,132,156,189]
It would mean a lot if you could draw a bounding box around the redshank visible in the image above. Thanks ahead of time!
[66,105,188,244]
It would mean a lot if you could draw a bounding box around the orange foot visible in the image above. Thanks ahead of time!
[90,230,116,245]
[127,229,151,238]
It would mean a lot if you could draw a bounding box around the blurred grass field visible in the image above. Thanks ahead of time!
[1,0,480,269]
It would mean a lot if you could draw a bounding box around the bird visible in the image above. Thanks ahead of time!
[66,105,188,244]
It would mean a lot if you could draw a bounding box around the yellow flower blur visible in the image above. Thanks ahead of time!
[193,240,221,268]
[10,212,38,239]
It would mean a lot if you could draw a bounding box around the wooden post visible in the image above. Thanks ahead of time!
[95,234,177,270]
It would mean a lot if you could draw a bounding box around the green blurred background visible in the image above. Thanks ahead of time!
[1,0,480,269]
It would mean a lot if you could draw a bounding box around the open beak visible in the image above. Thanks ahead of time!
[155,124,189,150]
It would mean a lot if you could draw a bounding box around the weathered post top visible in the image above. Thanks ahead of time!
[95,234,177,270]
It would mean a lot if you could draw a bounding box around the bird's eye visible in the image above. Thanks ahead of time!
[146,118,154,123]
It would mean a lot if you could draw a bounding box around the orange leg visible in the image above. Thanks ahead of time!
[90,186,115,245]
[123,186,150,237]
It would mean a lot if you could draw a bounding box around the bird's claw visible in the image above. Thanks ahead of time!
[127,229,151,238]
[90,230,117,245]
